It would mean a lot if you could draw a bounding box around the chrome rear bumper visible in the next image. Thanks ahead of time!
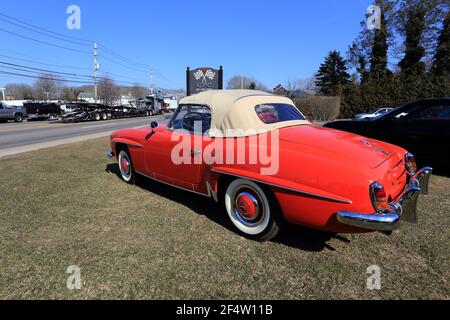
[337,167,432,232]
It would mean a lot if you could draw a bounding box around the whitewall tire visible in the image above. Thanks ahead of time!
[118,149,135,184]
[224,178,280,241]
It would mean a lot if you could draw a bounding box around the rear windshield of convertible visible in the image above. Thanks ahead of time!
[255,103,305,124]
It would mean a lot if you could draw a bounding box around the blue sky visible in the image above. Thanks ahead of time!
[0,0,373,90]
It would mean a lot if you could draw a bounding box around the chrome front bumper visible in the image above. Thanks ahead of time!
[337,167,432,232]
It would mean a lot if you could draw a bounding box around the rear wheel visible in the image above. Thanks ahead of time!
[224,178,280,241]
[14,113,23,122]
[101,113,107,120]
[118,148,136,184]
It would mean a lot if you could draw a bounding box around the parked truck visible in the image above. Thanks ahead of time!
[0,101,27,122]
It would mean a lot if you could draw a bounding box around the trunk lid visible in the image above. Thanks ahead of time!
[279,125,403,169]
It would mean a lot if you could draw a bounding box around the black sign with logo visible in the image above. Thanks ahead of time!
[186,66,223,96]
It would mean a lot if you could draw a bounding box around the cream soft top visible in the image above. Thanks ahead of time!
[178,90,310,137]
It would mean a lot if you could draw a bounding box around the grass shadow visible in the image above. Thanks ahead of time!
[105,163,349,252]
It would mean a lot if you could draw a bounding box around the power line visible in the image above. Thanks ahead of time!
[0,48,91,70]
[0,65,95,84]
[0,61,148,87]
[0,11,149,69]
[0,28,91,55]
[0,53,91,70]
[0,11,176,88]
[0,71,94,84]
[97,44,149,69]
[0,52,149,82]
[98,54,149,74]
[0,61,92,78]
[0,12,93,44]
[0,16,90,47]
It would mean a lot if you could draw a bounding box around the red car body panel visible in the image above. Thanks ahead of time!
[110,123,409,233]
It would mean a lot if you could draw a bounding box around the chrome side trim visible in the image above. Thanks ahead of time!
[135,170,211,198]
[111,140,143,149]
[128,144,143,149]
[210,169,352,204]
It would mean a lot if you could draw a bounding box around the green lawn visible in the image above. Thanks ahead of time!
[0,137,448,299]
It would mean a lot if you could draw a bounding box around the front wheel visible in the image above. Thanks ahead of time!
[118,148,136,184]
[224,178,281,241]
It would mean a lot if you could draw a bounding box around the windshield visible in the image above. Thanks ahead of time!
[255,103,306,124]
[372,106,400,120]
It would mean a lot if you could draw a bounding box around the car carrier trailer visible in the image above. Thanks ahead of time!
[61,103,151,122]
[23,102,62,121]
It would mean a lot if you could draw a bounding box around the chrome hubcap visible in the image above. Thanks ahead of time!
[119,153,131,179]
[233,189,264,226]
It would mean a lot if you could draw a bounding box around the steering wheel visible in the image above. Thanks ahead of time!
[182,112,206,132]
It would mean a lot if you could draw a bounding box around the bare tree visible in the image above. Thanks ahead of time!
[283,77,317,97]
[33,74,61,100]
[62,87,82,101]
[130,84,148,99]
[285,78,301,94]
[227,75,269,91]
[98,75,119,106]
[5,83,34,100]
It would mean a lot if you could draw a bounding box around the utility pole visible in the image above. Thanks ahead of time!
[94,42,99,103]
[241,74,244,89]
[0,88,5,100]
[150,68,154,96]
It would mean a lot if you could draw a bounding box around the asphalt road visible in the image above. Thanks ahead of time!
[0,115,166,157]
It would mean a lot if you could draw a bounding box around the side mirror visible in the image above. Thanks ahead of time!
[150,121,158,129]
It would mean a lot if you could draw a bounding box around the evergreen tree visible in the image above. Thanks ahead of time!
[398,4,427,77]
[347,0,395,82]
[347,41,370,83]
[315,51,350,96]
[369,0,396,79]
[370,8,389,78]
[431,11,450,76]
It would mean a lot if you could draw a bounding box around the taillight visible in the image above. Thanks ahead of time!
[405,153,417,174]
[370,182,389,211]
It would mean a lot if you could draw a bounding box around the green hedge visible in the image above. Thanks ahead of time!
[293,96,341,121]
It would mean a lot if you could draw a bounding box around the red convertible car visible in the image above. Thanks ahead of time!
[107,90,432,241]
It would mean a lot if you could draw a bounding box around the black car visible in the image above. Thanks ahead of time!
[324,98,450,174]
